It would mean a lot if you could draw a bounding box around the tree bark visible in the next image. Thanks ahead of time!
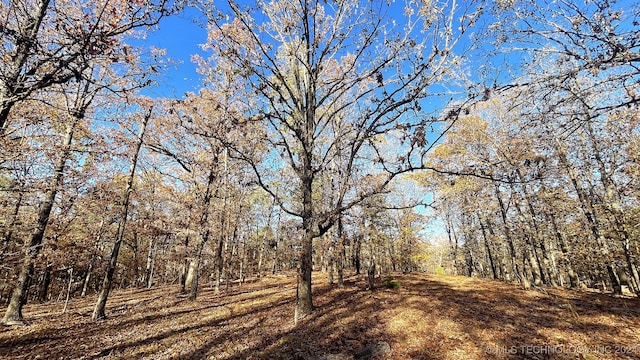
[479,219,498,280]
[62,268,73,313]
[585,122,640,295]
[0,191,23,265]
[295,132,316,321]
[144,237,156,289]
[37,264,52,302]
[92,109,150,320]
[337,216,345,287]
[353,234,362,275]
[2,119,75,325]
[186,159,218,300]
[494,184,526,288]
[552,134,620,293]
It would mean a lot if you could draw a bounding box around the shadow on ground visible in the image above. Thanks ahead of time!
[1,273,639,360]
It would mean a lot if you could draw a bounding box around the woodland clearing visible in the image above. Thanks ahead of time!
[1,273,639,360]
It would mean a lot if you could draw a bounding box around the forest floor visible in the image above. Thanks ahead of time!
[1,273,640,360]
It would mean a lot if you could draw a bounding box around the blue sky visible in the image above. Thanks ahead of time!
[140,7,208,99]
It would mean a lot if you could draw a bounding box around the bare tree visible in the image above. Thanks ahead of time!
[195,0,482,320]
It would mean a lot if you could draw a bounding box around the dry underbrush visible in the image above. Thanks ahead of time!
[1,273,639,359]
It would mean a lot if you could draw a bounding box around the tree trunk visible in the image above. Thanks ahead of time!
[186,237,207,300]
[552,134,620,293]
[0,191,23,264]
[353,234,362,275]
[82,220,104,297]
[445,215,459,275]
[509,181,544,286]
[214,232,225,294]
[257,236,265,276]
[271,240,278,275]
[295,231,314,322]
[479,219,498,280]
[62,268,73,313]
[214,217,226,294]
[327,239,335,285]
[295,140,316,322]
[144,237,156,289]
[2,119,75,325]
[81,261,93,298]
[337,216,345,287]
[494,184,526,287]
[186,158,218,300]
[180,236,190,292]
[37,265,52,302]
[585,122,640,295]
[92,109,150,321]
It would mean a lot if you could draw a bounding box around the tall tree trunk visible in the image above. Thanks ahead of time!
[2,119,75,325]
[144,237,156,289]
[81,261,93,298]
[493,184,527,288]
[295,143,315,322]
[257,235,265,276]
[62,268,73,313]
[445,214,459,275]
[271,241,278,275]
[37,264,52,302]
[585,122,640,295]
[92,109,150,320]
[215,149,229,294]
[0,191,23,265]
[353,234,362,275]
[549,213,580,288]
[552,134,620,293]
[185,237,207,300]
[337,216,345,287]
[327,239,335,285]
[479,219,498,280]
[509,181,544,286]
[486,220,508,280]
[180,236,190,292]
[186,159,218,300]
[515,169,558,286]
[82,220,104,297]
[214,231,225,294]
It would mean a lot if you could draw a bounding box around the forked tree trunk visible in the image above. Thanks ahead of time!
[92,109,150,321]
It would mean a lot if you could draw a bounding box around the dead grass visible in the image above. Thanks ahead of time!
[1,273,640,359]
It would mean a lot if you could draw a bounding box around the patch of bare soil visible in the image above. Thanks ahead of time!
[1,273,639,359]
